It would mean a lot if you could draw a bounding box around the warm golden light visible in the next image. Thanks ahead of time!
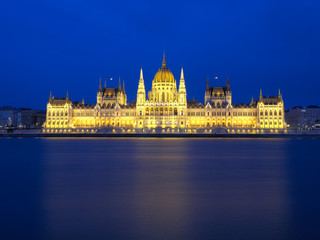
[44,56,286,134]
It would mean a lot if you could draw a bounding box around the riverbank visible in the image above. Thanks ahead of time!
[1,128,319,138]
[1,132,320,138]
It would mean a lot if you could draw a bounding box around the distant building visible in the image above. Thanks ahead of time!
[17,108,46,128]
[286,105,320,130]
[0,106,17,128]
[44,54,287,134]
[0,107,46,129]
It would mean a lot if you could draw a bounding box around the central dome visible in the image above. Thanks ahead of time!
[153,53,175,83]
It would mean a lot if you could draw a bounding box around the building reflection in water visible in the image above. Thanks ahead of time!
[130,139,191,239]
[40,138,292,240]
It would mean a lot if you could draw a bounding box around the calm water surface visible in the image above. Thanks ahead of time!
[0,137,320,240]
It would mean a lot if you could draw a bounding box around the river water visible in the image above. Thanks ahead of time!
[0,137,320,240]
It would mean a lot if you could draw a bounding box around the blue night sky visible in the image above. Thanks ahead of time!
[0,0,319,110]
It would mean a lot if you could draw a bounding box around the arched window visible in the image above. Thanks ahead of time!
[139,110,142,116]
[269,110,272,116]
[57,112,59,117]
[260,111,263,116]
[48,111,51,117]
[181,110,184,116]
[279,110,282,116]
[162,92,165,102]
[274,110,277,116]
[146,108,149,115]
[265,110,268,116]
[160,107,163,115]
[174,108,177,116]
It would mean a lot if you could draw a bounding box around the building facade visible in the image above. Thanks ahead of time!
[285,105,320,130]
[44,55,287,134]
[0,106,46,129]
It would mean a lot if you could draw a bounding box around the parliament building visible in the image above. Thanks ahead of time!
[44,54,286,134]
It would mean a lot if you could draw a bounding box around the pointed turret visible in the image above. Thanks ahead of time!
[278,89,282,99]
[206,77,210,91]
[104,80,107,89]
[137,67,146,104]
[226,75,230,91]
[49,91,52,103]
[82,98,84,105]
[251,96,254,104]
[122,80,126,94]
[179,67,186,93]
[181,66,184,79]
[140,67,143,80]
[66,91,69,101]
[118,77,122,91]
[260,89,263,100]
[99,77,102,92]
[138,67,145,91]
[162,51,166,68]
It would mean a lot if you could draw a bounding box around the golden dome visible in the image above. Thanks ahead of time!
[153,53,175,83]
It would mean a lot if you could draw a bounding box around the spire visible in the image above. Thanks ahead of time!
[162,50,166,67]
[123,80,126,94]
[138,68,145,92]
[82,98,84,105]
[137,67,146,103]
[260,89,263,100]
[180,67,184,80]
[66,91,69,101]
[251,96,254,104]
[140,67,143,80]
[179,67,186,93]
[206,76,209,91]
[49,91,52,103]
[278,89,281,98]
[104,80,107,89]
[226,75,230,91]
[118,76,121,90]
[99,77,102,92]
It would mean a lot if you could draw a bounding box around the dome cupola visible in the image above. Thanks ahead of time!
[153,52,175,83]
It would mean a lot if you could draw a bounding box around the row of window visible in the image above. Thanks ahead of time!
[187,112,258,117]
[47,121,68,125]
[48,111,68,117]
[260,110,282,116]
[143,108,181,116]
[260,120,283,125]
